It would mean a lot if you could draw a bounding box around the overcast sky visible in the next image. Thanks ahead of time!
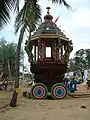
[0,0,90,70]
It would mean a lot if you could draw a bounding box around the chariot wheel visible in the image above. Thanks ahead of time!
[51,83,68,99]
[30,83,48,99]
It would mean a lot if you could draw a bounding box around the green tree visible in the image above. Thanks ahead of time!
[67,58,78,72]
[0,38,24,80]
[68,49,90,72]
[74,49,86,70]
[85,49,90,69]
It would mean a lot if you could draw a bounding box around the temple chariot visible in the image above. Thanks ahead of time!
[25,7,73,99]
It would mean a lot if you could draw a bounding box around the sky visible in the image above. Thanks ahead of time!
[0,0,90,71]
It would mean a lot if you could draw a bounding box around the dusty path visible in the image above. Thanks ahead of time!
[0,85,90,120]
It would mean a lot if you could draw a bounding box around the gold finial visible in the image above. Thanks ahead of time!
[46,7,51,14]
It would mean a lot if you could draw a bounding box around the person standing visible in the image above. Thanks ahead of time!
[69,72,77,91]
[87,70,90,90]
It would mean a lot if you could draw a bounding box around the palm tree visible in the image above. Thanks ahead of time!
[0,0,70,30]
[10,0,41,107]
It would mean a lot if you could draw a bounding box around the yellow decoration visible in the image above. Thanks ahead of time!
[15,88,21,93]
[88,72,90,80]
[69,76,75,81]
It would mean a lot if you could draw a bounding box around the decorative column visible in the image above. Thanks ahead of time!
[51,43,54,59]
[52,40,56,60]
[37,39,41,61]
[55,40,57,61]
[41,40,46,59]
[56,40,59,61]
[51,46,54,58]
[58,39,61,61]
[64,43,70,63]
[61,43,64,63]
[34,45,36,61]
[38,39,46,61]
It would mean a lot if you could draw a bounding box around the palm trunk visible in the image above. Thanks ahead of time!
[28,31,31,40]
[28,31,31,72]
[0,72,4,80]
[7,60,12,82]
[10,26,25,107]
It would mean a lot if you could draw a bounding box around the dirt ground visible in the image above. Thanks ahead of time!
[0,84,90,120]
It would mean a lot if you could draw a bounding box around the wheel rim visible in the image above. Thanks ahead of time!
[30,83,48,99]
[51,83,68,99]
[33,86,46,99]
[53,86,66,98]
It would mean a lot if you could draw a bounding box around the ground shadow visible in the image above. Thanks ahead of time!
[69,93,90,98]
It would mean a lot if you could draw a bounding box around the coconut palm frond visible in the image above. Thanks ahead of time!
[15,0,42,34]
[61,0,71,9]
[0,0,19,30]
[14,0,29,34]
[0,2,10,30]
[34,3,42,21]
[51,0,71,9]
[14,9,24,34]
[15,20,23,34]
[14,0,19,12]
[30,2,42,29]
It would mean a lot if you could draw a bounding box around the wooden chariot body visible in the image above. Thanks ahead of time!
[25,7,73,99]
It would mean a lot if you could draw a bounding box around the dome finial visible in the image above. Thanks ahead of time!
[44,7,53,21]
[46,7,51,14]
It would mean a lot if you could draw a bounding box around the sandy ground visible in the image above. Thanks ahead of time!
[0,85,90,120]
